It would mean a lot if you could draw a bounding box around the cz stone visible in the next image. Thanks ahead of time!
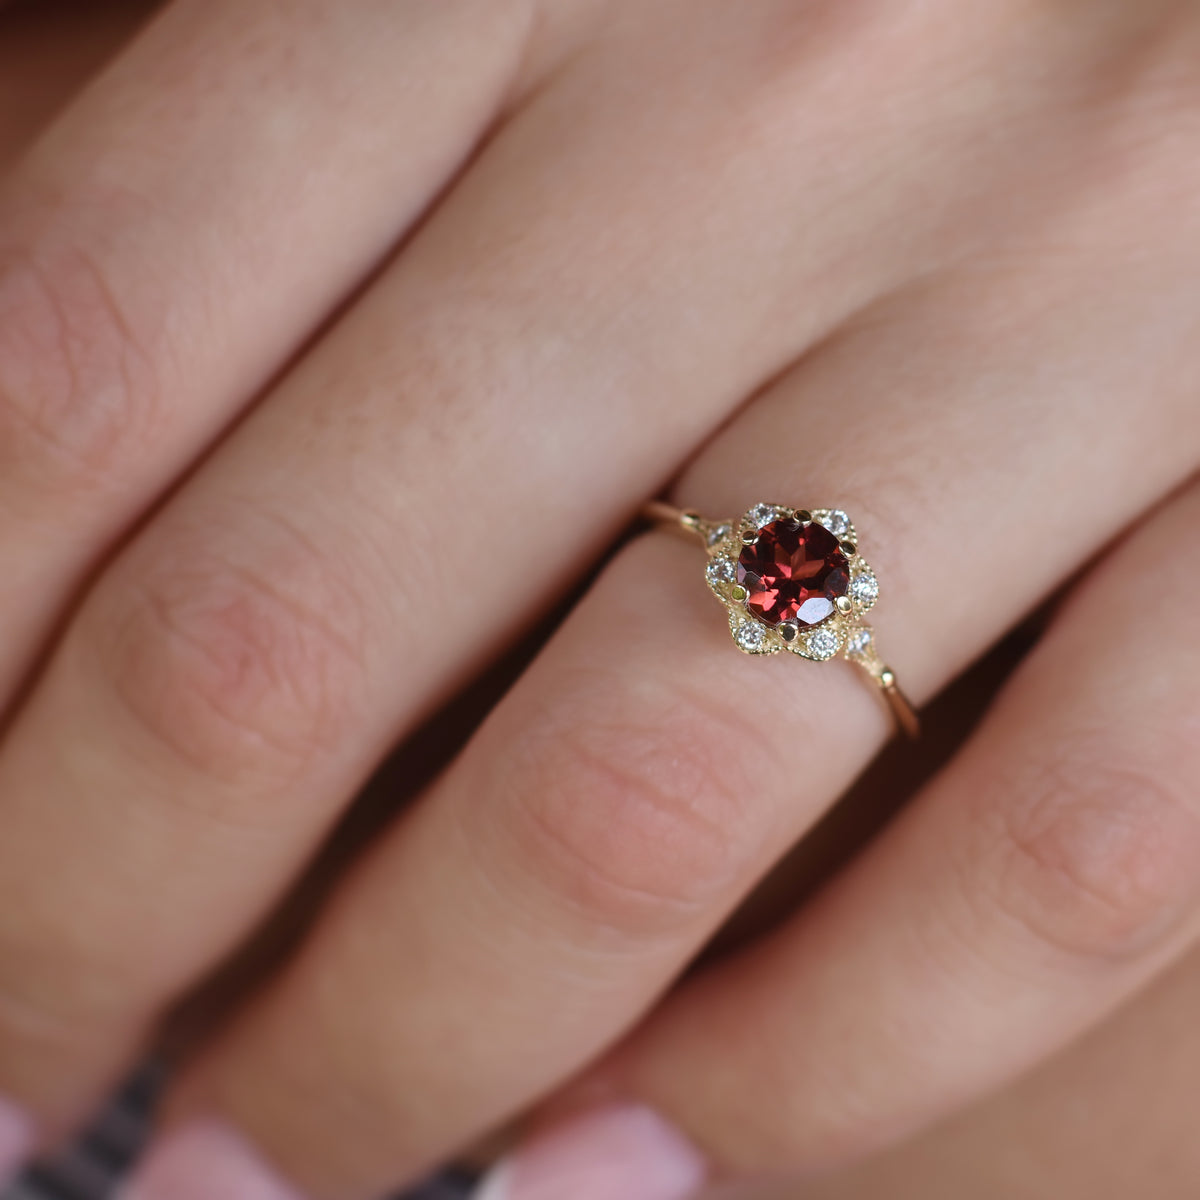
[846,627,873,656]
[737,518,849,628]
[821,509,851,538]
[806,627,839,660]
[707,557,736,585]
[851,570,879,605]
[734,621,766,652]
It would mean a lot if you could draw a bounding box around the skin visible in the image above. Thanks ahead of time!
[712,940,1200,1200]
[0,1,1198,1197]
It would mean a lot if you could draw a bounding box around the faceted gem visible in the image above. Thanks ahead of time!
[820,509,852,538]
[806,627,840,660]
[850,570,879,607]
[737,518,849,628]
[846,626,873,656]
[733,619,766,652]
[706,556,736,586]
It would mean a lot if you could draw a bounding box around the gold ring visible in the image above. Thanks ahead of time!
[643,500,919,739]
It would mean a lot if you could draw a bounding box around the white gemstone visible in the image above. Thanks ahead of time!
[806,627,839,660]
[846,626,873,656]
[734,620,766,652]
[851,571,879,605]
[820,509,851,538]
[706,523,732,547]
[706,556,736,586]
[748,503,779,528]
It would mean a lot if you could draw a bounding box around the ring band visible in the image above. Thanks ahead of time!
[643,499,919,739]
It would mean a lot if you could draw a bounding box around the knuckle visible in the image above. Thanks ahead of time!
[498,680,766,938]
[0,241,166,487]
[974,743,1200,962]
[83,518,369,798]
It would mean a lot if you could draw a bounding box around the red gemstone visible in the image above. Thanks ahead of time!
[737,518,849,627]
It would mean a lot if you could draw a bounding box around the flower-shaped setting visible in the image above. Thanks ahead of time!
[702,503,882,667]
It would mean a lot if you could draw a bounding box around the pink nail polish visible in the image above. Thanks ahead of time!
[120,1120,304,1200]
[473,1104,708,1200]
[0,1093,34,1183]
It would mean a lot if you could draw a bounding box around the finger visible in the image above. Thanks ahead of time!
[0,0,969,1142]
[0,2,523,1176]
[535,478,1200,1193]
[786,920,1200,1200]
[0,0,153,164]
[133,156,1200,1200]
[0,0,543,699]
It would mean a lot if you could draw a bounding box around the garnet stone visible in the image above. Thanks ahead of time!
[736,517,849,628]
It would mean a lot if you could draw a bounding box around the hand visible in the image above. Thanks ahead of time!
[0,1,1194,1198]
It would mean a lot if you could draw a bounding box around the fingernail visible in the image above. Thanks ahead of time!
[472,1104,707,1200]
[120,1120,305,1200]
[0,1093,34,1182]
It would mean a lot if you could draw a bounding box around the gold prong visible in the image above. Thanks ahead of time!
[779,620,799,643]
[879,668,896,689]
[742,530,758,546]
[840,540,857,558]
[794,509,812,523]
[835,595,852,614]
[730,584,748,602]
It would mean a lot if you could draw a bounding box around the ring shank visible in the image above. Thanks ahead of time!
[879,671,921,739]
[641,499,708,544]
